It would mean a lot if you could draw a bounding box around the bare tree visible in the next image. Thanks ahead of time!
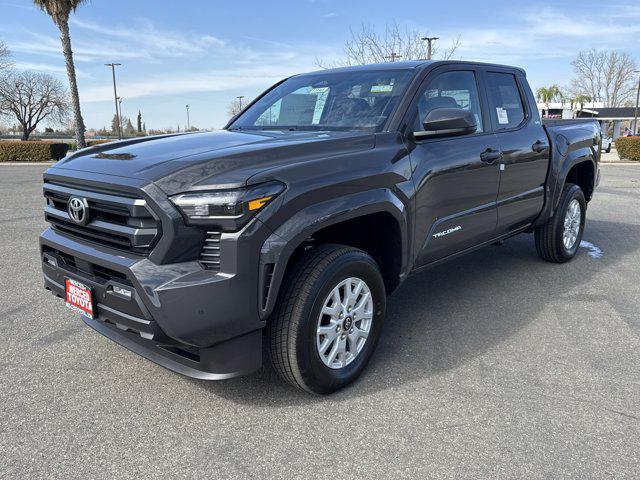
[571,49,637,107]
[227,97,247,118]
[0,71,70,140]
[0,41,12,72]
[317,21,461,68]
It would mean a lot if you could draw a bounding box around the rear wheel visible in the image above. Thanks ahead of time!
[605,144,611,153]
[268,245,386,394]
[534,183,586,263]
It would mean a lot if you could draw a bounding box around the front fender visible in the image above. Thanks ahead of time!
[258,188,409,319]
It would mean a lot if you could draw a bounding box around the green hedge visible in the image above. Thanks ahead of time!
[0,141,70,162]
[615,137,640,161]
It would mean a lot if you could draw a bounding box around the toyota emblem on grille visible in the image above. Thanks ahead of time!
[67,196,89,225]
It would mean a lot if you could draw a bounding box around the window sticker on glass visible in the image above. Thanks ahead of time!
[496,107,509,124]
[309,87,329,94]
[371,84,393,93]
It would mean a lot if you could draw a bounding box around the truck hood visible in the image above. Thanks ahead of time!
[54,130,375,194]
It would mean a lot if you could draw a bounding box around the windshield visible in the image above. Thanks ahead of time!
[229,69,414,132]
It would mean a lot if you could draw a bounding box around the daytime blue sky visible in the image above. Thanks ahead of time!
[1,0,639,130]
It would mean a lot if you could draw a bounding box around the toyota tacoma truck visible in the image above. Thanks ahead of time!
[40,60,601,394]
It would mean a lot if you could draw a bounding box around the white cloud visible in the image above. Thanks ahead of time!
[12,61,65,73]
[408,6,640,65]
[80,64,313,103]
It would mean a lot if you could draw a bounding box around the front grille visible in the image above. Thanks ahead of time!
[43,181,161,254]
[199,231,221,271]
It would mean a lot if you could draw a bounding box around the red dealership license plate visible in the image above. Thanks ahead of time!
[65,278,94,319]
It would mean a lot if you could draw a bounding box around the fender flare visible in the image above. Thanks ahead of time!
[258,188,410,320]
[535,152,596,227]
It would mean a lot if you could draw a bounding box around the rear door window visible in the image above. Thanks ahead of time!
[485,72,526,130]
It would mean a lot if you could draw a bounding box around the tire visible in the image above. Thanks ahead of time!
[268,244,386,394]
[605,144,611,153]
[534,183,586,263]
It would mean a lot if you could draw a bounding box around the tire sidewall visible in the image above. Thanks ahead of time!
[555,185,586,260]
[296,251,386,393]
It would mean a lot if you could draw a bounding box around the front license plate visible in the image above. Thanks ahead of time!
[65,278,94,319]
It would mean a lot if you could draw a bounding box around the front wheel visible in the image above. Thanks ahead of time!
[268,245,386,394]
[534,183,586,263]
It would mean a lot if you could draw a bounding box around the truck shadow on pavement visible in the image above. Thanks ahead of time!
[191,218,639,405]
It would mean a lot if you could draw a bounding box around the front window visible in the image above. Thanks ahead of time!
[229,70,414,132]
[413,70,484,133]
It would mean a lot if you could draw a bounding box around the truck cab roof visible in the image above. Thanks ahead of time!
[302,60,526,77]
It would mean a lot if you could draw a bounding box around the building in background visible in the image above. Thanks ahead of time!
[537,102,635,140]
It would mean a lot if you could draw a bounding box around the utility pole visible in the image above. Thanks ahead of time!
[105,63,122,139]
[421,36,439,60]
[237,95,245,111]
[118,97,124,136]
[633,70,640,135]
[385,53,402,62]
[185,104,190,130]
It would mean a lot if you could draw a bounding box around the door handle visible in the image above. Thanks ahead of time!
[480,148,503,164]
[532,140,548,153]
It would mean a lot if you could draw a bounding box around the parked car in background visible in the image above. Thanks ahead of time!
[602,135,612,152]
[40,60,601,394]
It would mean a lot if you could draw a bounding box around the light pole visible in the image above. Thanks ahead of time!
[236,95,245,111]
[186,104,190,130]
[105,63,122,139]
[421,36,439,60]
[633,70,640,135]
[118,97,124,136]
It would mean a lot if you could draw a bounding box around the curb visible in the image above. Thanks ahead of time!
[600,162,640,165]
[0,162,55,166]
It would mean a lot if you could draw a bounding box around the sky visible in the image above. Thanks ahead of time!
[1,0,639,131]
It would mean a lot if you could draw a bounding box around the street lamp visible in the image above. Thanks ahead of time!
[186,104,190,130]
[105,63,122,139]
[633,70,640,135]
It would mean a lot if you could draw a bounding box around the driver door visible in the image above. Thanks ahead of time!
[406,66,501,267]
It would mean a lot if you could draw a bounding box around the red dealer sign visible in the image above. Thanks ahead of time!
[65,278,94,319]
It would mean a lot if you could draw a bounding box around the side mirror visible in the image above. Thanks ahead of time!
[413,108,477,139]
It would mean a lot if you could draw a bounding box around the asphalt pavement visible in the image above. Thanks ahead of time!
[1,164,639,479]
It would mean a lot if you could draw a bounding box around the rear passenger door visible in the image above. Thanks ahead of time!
[482,69,550,234]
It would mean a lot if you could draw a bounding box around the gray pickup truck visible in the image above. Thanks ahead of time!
[40,60,601,394]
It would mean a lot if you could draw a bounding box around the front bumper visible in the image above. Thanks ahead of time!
[40,227,263,379]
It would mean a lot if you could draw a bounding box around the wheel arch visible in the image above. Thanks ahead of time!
[535,153,597,227]
[258,189,410,320]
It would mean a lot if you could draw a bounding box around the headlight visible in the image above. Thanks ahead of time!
[170,181,285,230]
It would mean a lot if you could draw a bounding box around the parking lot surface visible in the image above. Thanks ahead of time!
[1,164,639,479]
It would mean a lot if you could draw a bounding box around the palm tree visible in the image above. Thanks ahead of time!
[536,85,563,117]
[33,0,87,149]
[571,94,592,112]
